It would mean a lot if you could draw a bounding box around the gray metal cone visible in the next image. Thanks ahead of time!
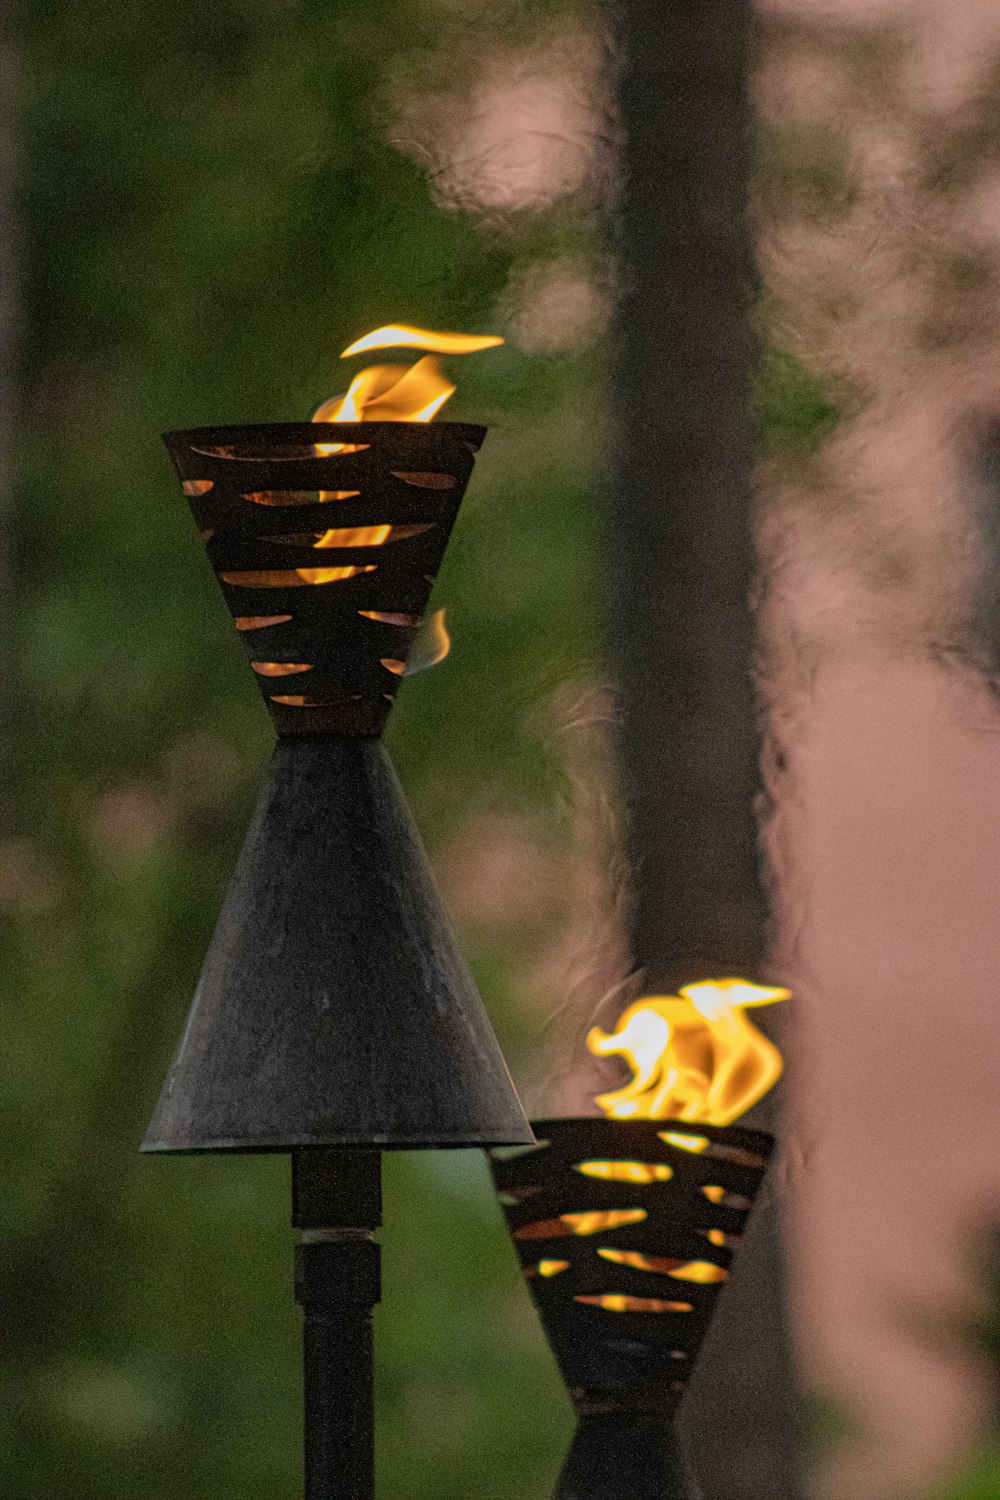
[143,739,533,1151]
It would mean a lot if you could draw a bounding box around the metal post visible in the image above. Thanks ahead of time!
[555,1413,693,1500]
[293,1148,382,1500]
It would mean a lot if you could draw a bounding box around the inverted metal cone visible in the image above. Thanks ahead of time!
[489,1118,773,1415]
[143,739,533,1152]
[164,422,485,738]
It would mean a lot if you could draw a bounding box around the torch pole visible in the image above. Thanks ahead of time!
[556,1412,693,1500]
[293,1148,383,1500]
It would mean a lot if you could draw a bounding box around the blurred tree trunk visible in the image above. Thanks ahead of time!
[0,27,16,724]
[605,4,801,1498]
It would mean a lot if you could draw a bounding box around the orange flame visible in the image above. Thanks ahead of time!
[313,525,393,549]
[312,322,503,433]
[340,325,504,359]
[561,1209,646,1237]
[301,325,499,678]
[587,979,790,1126]
[314,358,456,428]
[576,1295,693,1314]
[576,1160,673,1184]
[403,609,450,676]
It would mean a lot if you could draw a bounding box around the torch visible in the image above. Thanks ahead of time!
[489,979,789,1500]
[142,326,534,1500]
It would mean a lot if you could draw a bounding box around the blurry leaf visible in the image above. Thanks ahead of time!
[754,347,842,458]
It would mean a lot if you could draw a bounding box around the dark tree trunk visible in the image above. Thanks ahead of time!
[0,31,16,725]
[605,4,801,1497]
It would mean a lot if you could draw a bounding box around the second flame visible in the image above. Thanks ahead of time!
[587,979,790,1126]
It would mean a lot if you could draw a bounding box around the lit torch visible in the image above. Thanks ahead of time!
[488,978,789,1500]
[230,323,501,703]
[145,323,531,1500]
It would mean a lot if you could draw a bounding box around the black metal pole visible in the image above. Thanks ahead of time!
[293,1148,383,1500]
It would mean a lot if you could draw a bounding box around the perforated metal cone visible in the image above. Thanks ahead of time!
[489,1118,773,1415]
[143,739,533,1151]
[164,422,484,738]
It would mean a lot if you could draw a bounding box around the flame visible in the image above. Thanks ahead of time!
[340,325,505,358]
[660,1131,708,1154]
[314,358,456,428]
[359,610,422,626]
[251,662,311,677]
[587,979,790,1126]
[576,1160,673,1184]
[220,566,377,587]
[313,525,392,548]
[295,564,377,585]
[404,610,450,676]
[595,1249,726,1283]
[667,1261,727,1284]
[599,1250,674,1273]
[302,324,498,666]
[561,1209,646,1237]
[312,322,503,433]
[576,1295,693,1314]
[537,1259,570,1278]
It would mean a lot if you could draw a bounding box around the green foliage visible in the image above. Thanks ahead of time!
[928,1441,1000,1500]
[3,4,597,1498]
[754,346,842,459]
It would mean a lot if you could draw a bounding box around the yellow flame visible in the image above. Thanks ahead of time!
[312,322,500,443]
[404,609,450,676]
[576,1160,673,1184]
[587,979,790,1126]
[251,662,311,677]
[312,525,392,549]
[599,1249,680,1274]
[537,1259,570,1278]
[340,324,505,358]
[596,1249,723,1284]
[305,323,499,655]
[294,565,377,586]
[660,1131,709,1154]
[561,1209,646,1237]
[314,358,456,427]
[576,1295,693,1313]
[667,1261,727,1284]
[220,566,377,587]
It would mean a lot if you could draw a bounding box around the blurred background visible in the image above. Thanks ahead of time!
[2,1,1000,1498]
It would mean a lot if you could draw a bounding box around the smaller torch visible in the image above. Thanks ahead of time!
[489,979,789,1500]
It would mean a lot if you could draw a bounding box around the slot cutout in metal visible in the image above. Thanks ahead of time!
[390,470,458,489]
[219,566,377,588]
[235,615,293,631]
[251,663,313,677]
